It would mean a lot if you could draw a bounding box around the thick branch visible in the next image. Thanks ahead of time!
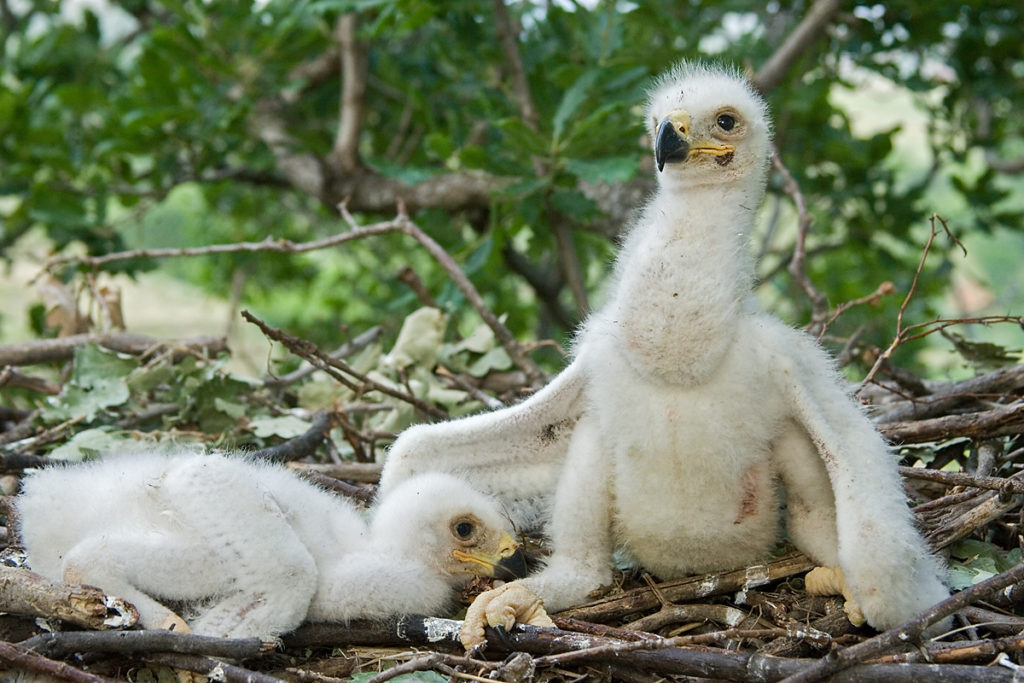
[328,14,367,173]
[879,402,1024,444]
[492,0,538,130]
[0,333,226,366]
[752,0,844,92]
[0,567,137,630]
[22,630,273,660]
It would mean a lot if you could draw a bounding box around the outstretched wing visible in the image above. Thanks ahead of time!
[379,357,586,508]
[754,314,949,630]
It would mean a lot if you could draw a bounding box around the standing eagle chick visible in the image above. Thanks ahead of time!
[17,452,526,638]
[380,62,949,645]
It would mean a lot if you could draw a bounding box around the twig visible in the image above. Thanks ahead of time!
[21,630,274,660]
[0,333,226,366]
[0,640,119,683]
[859,214,968,390]
[296,468,375,504]
[869,364,1024,423]
[263,326,382,388]
[0,567,138,630]
[43,224,400,275]
[778,559,1024,683]
[143,652,286,683]
[364,653,458,683]
[557,552,814,623]
[752,0,844,92]
[773,151,828,334]
[819,281,895,338]
[900,465,1024,495]
[880,401,1024,444]
[242,309,448,420]
[343,201,546,386]
[0,366,61,394]
[0,451,51,469]
[247,410,335,463]
[286,461,382,483]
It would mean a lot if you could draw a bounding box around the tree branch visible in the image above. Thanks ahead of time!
[492,0,538,130]
[752,0,844,92]
[0,640,118,683]
[0,333,226,367]
[328,14,367,173]
[0,567,138,630]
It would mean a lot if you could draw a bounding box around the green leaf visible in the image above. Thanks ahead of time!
[553,69,601,140]
[45,345,137,422]
[564,156,638,184]
[48,428,120,462]
[249,415,313,439]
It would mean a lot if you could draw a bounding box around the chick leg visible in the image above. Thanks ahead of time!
[461,414,613,649]
[159,457,318,638]
[62,532,206,631]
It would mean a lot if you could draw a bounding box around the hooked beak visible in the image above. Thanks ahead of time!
[655,113,691,172]
[655,108,736,172]
[452,531,529,580]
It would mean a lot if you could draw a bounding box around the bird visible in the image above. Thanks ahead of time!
[379,61,950,646]
[16,450,528,638]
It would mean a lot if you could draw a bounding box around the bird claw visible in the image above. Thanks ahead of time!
[805,566,866,627]
[460,581,555,650]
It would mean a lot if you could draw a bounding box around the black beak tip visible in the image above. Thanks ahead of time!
[655,119,689,172]
[495,549,529,580]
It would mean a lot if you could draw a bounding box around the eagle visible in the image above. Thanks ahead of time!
[379,61,949,647]
[17,452,527,637]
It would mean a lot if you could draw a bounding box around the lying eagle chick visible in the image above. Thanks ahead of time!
[17,452,526,638]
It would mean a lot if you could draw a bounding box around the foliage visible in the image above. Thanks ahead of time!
[1,1,1022,375]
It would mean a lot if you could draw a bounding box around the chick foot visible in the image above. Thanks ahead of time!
[461,581,555,650]
[804,566,865,627]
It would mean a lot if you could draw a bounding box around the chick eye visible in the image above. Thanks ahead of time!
[453,521,474,539]
[717,113,737,131]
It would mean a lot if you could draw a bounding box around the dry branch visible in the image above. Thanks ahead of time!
[286,461,382,483]
[557,552,815,623]
[22,630,273,660]
[0,567,138,630]
[752,0,844,92]
[0,640,119,683]
[880,401,1024,444]
[0,333,226,366]
[242,310,448,420]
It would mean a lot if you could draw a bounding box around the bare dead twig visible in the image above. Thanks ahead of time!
[858,214,968,390]
[0,366,62,395]
[773,151,829,334]
[242,310,448,420]
[296,469,375,504]
[286,461,382,483]
[900,465,1024,495]
[0,640,119,683]
[263,326,383,389]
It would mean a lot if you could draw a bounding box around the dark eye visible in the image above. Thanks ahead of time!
[454,521,474,539]
[717,113,736,131]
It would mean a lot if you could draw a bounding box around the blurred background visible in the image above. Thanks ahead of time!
[1,0,1022,382]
